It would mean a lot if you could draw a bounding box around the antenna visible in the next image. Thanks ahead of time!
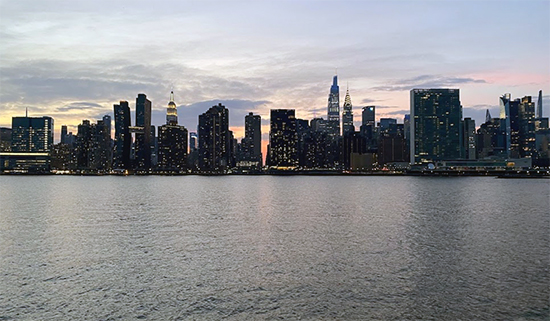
[26,107,28,117]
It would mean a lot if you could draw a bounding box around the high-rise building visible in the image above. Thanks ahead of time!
[0,128,12,151]
[379,118,397,133]
[166,91,178,125]
[198,103,231,172]
[113,101,132,169]
[102,115,111,139]
[269,109,298,168]
[463,117,476,159]
[362,106,375,126]
[61,125,68,145]
[189,132,198,152]
[134,93,152,170]
[342,88,354,135]
[537,90,543,119]
[241,112,262,167]
[518,96,536,158]
[410,89,462,164]
[158,91,188,172]
[326,75,340,136]
[11,116,54,152]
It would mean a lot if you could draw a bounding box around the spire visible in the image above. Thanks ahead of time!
[485,109,492,123]
[537,90,543,118]
[170,90,174,103]
[25,107,28,117]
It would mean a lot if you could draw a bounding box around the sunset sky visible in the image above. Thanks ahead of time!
[1,0,549,146]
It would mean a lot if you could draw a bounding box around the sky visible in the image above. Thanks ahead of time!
[1,0,549,151]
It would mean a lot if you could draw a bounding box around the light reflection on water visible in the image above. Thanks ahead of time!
[0,176,548,320]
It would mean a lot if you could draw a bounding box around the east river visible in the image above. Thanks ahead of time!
[0,175,548,320]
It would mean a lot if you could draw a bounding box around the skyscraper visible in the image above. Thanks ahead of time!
[269,109,298,168]
[158,91,188,172]
[410,89,462,164]
[342,88,354,135]
[113,101,132,169]
[134,93,152,170]
[198,103,231,172]
[61,125,68,145]
[537,90,543,119]
[326,75,340,136]
[242,112,262,167]
[11,116,54,152]
[463,117,476,159]
[518,96,536,158]
[166,90,178,125]
[362,106,375,127]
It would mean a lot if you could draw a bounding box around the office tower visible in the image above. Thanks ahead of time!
[379,118,397,133]
[499,94,513,156]
[166,91,178,125]
[362,106,375,126]
[342,88,354,136]
[518,96,536,157]
[91,119,112,170]
[463,117,476,159]
[198,103,230,172]
[240,112,262,168]
[135,93,152,170]
[326,75,340,136]
[75,120,92,169]
[0,128,12,151]
[377,128,407,166]
[410,89,462,164]
[11,116,54,152]
[269,109,298,168]
[113,101,132,169]
[189,132,198,152]
[476,113,507,159]
[404,114,410,153]
[61,125,68,145]
[102,115,111,139]
[537,90,543,119]
[158,92,188,171]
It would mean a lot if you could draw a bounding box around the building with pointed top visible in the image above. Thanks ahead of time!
[342,88,354,136]
[326,75,340,136]
[158,91,188,172]
[166,91,178,125]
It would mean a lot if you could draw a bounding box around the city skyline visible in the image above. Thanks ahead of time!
[1,0,549,142]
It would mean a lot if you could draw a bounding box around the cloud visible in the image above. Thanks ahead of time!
[372,75,487,92]
[56,102,104,112]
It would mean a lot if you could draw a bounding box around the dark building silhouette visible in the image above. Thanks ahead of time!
[113,101,132,169]
[158,92,188,172]
[11,116,54,152]
[0,127,12,151]
[362,106,375,127]
[269,109,298,168]
[134,93,152,170]
[410,89,462,164]
[377,124,408,166]
[238,112,262,168]
[198,103,230,172]
[75,118,111,170]
[476,111,507,159]
[342,88,354,135]
[326,75,340,136]
[463,117,476,160]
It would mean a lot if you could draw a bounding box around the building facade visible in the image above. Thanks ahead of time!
[269,109,298,168]
[410,89,462,164]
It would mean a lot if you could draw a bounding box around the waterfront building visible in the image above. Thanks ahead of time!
[269,109,298,168]
[166,91,178,125]
[342,88,354,135]
[0,128,12,151]
[238,112,262,168]
[11,116,54,152]
[326,75,340,136]
[198,103,231,172]
[113,101,132,169]
[463,117,476,160]
[134,93,152,170]
[158,92,188,172]
[410,89,462,164]
[476,112,507,159]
